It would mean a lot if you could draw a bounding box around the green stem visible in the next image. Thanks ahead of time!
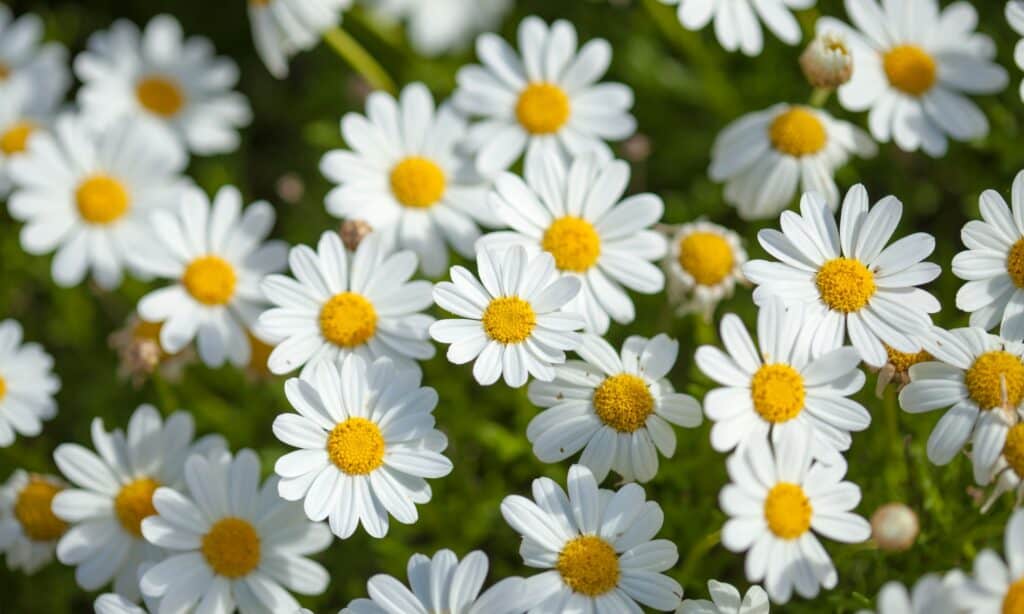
[323,27,397,94]
[808,87,832,108]
[883,388,907,495]
[679,529,721,583]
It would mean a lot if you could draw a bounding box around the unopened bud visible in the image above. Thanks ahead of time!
[800,32,853,89]
[340,219,373,251]
[871,502,919,552]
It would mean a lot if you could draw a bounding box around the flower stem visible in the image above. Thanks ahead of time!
[679,529,721,583]
[809,87,832,108]
[323,26,397,94]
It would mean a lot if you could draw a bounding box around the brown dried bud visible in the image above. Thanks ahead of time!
[275,172,305,205]
[870,502,919,552]
[800,32,853,89]
[340,219,373,251]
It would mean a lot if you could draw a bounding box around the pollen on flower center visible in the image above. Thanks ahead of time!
[750,363,805,423]
[482,296,536,344]
[136,75,185,118]
[516,82,571,135]
[768,108,827,157]
[319,292,378,348]
[390,156,446,208]
[76,174,130,225]
[327,417,386,475]
[114,477,160,538]
[816,257,876,313]
[678,231,734,285]
[556,535,620,597]
[1004,577,1024,614]
[593,374,654,432]
[965,350,1024,411]
[0,120,35,155]
[885,345,932,375]
[542,216,601,272]
[14,478,67,541]
[1003,424,1024,478]
[200,516,261,579]
[183,256,237,306]
[1007,238,1024,289]
[882,45,937,96]
[764,482,813,540]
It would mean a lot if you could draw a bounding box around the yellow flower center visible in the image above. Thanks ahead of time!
[816,257,876,313]
[592,374,654,433]
[751,363,805,423]
[76,174,130,225]
[183,256,237,306]
[541,216,601,272]
[885,345,932,374]
[0,374,5,401]
[556,535,620,597]
[882,45,937,97]
[200,517,261,579]
[678,231,735,286]
[0,120,35,155]
[764,482,813,540]
[389,157,446,208]
[1007,239,1024,289]
[136,75,185,118]
[319,292,377,348]
[482,296,536,344]
[516,82,571,135]
[1004,424,1024,478]
[114,477,160,538]
[768,108,827,157]
[965,350,1024,411]
[1004,577,1024,614]
[327,417,385,475]
[14,478,68,542]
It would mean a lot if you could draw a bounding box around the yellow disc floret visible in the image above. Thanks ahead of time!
[1004,424,1024,478]
[76,175,130,225]
[14,477,67,542]
[678,231,735,286]
[0,120,35,155]
[556,535,620,597]
[1004,577,1024,614]
[183,256,237,306]
[764,482,813,540]
[0,374,5,401]
[965,350,1024,410]
[389,157,446,208]
[750,364,805,423]
[885,345,932,375]
[1007,238,1024,289]
[516,82,571,135]
[882,45,937,97]
[136,76,185,117]
[114,477,160,538]
[319,292,378,348]
[816,257,876,313]
[541,217,601,272]
[593,374,654,432]
[482,296,536,344]
[327,417,386,475]
[200,517,261,578]
[768,108,827,157]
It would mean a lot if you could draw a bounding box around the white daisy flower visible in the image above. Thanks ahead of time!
[743,185,941,367]
[248,0,352,79]
[0,6,70,109]
[665,220,747,319]
[871,341,932,398]
[320,82,492,276]
[368,0,512,57]
[0,470,67,574]
[51,405,226,599]
[453,16,636,175]
[257,230,435,377]
[678,579,770,614]
[7,114,188,290]
[659,0,814,57]
[974,410,1024,512]
[501,464,684,612]
[0,318,59,448]
[0,74,63,197]
[526,333,702,483]
[478,150,666,334]
[818,0,1008,157]
[1009,2,1024,101]
[74,14,252,156]
[720,431,870,604]
[695,297,869,463]
[958,509,1024,612]
[429,245,584,387]
[95,593,148,614]
[273,355,451,540]
[139,449,333,612]
[341,549,526,613]
[859,573,962,614]
[710,103,876,219]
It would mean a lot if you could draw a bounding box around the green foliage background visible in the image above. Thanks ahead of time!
[2,0,1022,611]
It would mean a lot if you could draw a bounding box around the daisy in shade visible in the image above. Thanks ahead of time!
[678,579,770,614]
[341,549,527,613]
[74,15,252,156]
[695,297,869,464]
[7,114,188,290]
[710,103,876,220]
[659,0,814,57]
[429,245,584,387]
[720,430,871,604]
[818,0,1007,157]
[975,410,1024,512]
[51,405,226,599]
[958,509,1024,612]
[860,574,963,614]
[0,77,63,196]
[321,82,492,276]
[248,0,352,79]
[526,333,703,483]
[1009,2,1024,101]
[665,220,747,319]
[0,6,70,109]
[273,355,451,539]
[140,449,332,612]
[258,231,435,377]
[0,470,67,573]
[368,0,512,57]
[478,150,666,334]
[501,464,683,612]
[743,185,941,367]
[0,318,59,448]
[453,17,636,174]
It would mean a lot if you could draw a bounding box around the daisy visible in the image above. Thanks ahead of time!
[0,75,63,196]
[500,464,683,612]
[1009,2,1024,101]
[257,230,435,377]
[661,0,814,57]
[429,245,584,387]
[341,549,526,613]
[720,431,871,604]
[477,150,666,334]
[368,0,512,57]
[678,579,770,614]
[800,31,854,90]
[134,185,289,368]
[818,0,1007,156]
[872,341,932,398]
[272,355,452,539]
[140,448,333,612]
[320,82,492,276]
[248,0,352,79]
[0,318,59,448]
[709,103,876,220]
[664,220,747,319]
[862,574,963,614]
[958,509,1024,612]
[51,405,226,599]
[695,297,869,463]
[526,333,703,483]
[0,470,67,573]
[7,114,188,290]
[95,593,148,614]
[453,17,636,174]
[0,6,70,108]
[974,410,1024,512]
[74,14,252,156]
[743,185,941,367]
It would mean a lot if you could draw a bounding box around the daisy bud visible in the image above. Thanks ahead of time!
[620,133,652,163]
[275,172,305,204]
[339,219,373,251]
[870,502,919,551]
[800,32,853,89]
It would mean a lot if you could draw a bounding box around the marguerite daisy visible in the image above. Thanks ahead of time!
[248,0,352,79]
[665,220,747,319]
[273,355,452,539]
[0,318,59,448]
[743,185,941,367]
[0,6,70,108]
[974,411,1024,512]
[678,579,770,614]
[0,470,67,573]
[710,103,876,219]
[477,150,666,334]
[453,17,636,174]
[958,509,1024,612]
[0,77,62,196]
[368,0,512,57]
[94,593,149,614]
[659,0,814,57]
[501,464,683,612]
[818,0,1008,156]
[526,333,702,483]
[1009,2,1024,101]
[429,245,584,387]
[860,574,963,614]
